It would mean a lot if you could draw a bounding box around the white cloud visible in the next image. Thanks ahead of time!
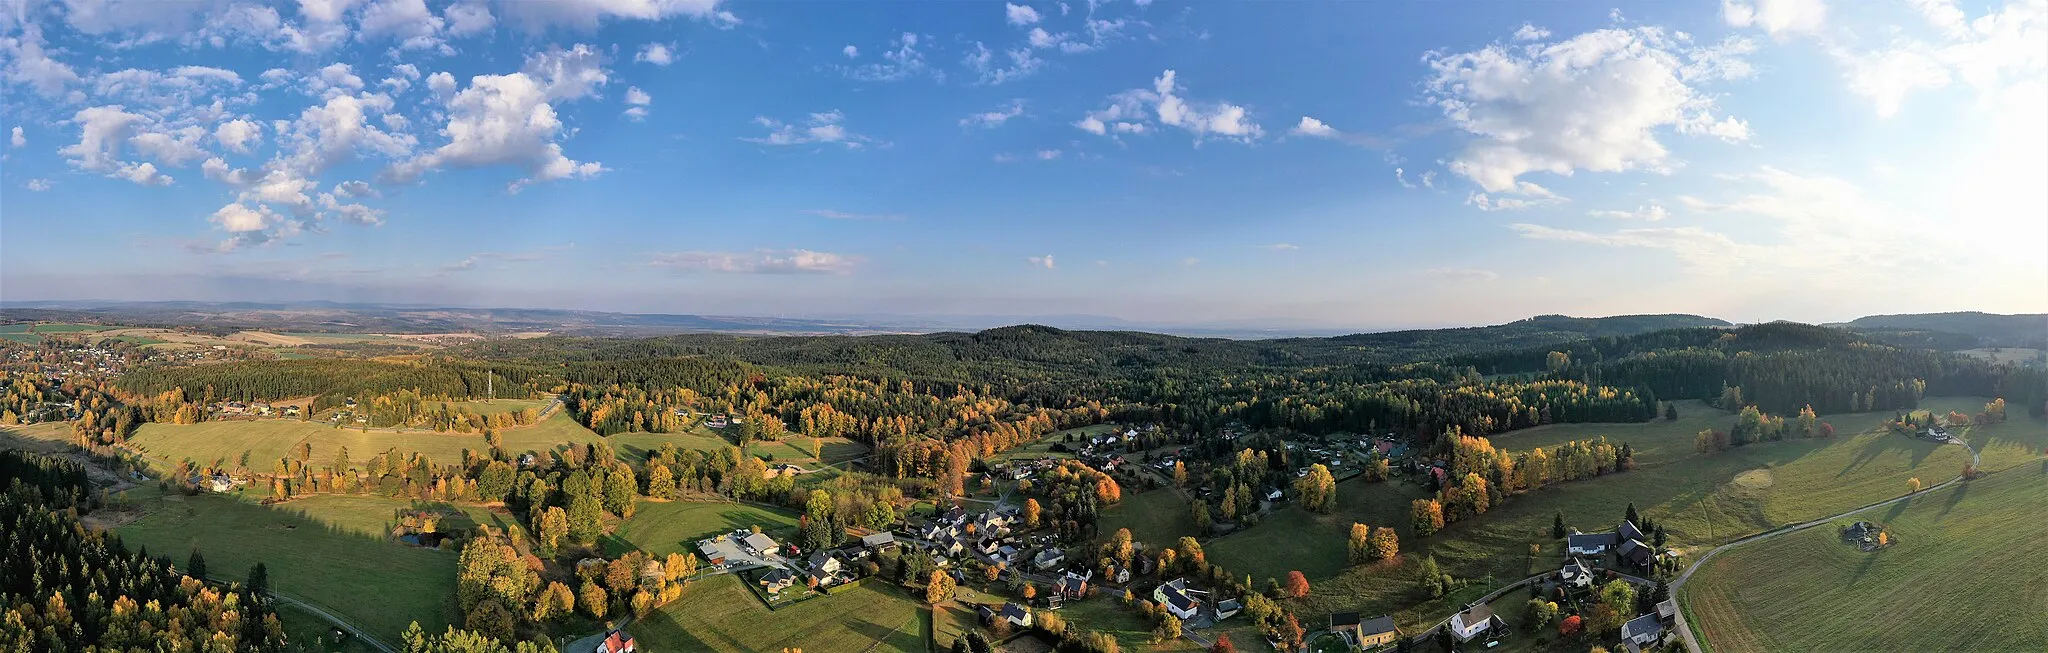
[1036,149,1061,160]
[1721,0,1827,37]
[842,45,859,58]
[357,0,445,50]
[744,111,873,148]
[623,86,652,120]
[1588,202,1670,221]
[841,33,934,82]
[1830,0,2046,118]
[1513,24,1552,41]
[1027,255,1055,269]
[961,100,1026,128]
[1077,70,1262,143]
[25,179,52,191]
[1394,167,1416,188]
[636,43,675,65]
[9,127,22,147]
[495,0,738,31]
[1423,25,1752,194]
[444,1,496,36]
[649,249,862,275]
[426,71,456,97]
[1466,182,1566,211]
[1292,116,1337,138]
[1258,243,1299,251]
[1007,3,1042,26]
[210,201,276,232]
[1180,257,1201,266]
[130,126,210,166]
[963,41,1043,85]
[59,105,177,186]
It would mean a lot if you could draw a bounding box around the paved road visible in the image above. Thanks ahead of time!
[1669,439,1979,653]
[269,590,398,653]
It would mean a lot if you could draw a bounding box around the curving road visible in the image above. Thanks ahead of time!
[1669,439,1979,653]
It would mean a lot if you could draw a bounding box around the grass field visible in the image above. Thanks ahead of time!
[114,492,459,641]
[635,573,927,652]
[1000,424,1115,460]
[606,498,800,557]
[1190,398,2005,636]
[278,604,380,653]
[1100,487,1204,545]
[125,411,608,472]
[0,322,113,343]
[276,494,528,540]
[1683,463,2048,652]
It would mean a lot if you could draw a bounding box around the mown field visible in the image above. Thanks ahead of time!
[113,492,460,641]
[1174,398,2001,636]
[125,411,609,471]
[1683,462,2048,652]
[607,498,800,557]
[0,322,113,343]
[635,573,927,652]
[1100,486,1204,545]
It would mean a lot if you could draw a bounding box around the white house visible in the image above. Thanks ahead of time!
[1153,578,1203,620]
[1449,604,1497,642]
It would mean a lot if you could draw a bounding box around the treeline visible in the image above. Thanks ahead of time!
[0,452,287,651]
[116,358,551,403]
[1412,429,1635,537]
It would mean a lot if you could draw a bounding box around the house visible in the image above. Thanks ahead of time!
[1656,598,1679,625]
[1449,604,1501,642]
[758,568,795,593]
[861,532,898,551]
[1215,598,1242,621]
[1153,578,1202,620]
[706,414,729,428]
[1356,614,1399,649]
[1057,570,1092,599]
[517,453,537,468]
[1617,538,1654,566]
[593,629,635,653]
[1619,613,1665,653]
[1568,532,1620,555]
[1001,602,1033,628]
[743,532,779,554]
[205,474,240,493]
[1032,548,1065,570]
[1619,520,1648,542]
[808,551,841,578]
[1559,558,1594,588]
[1265,488,1285,502]
[1107,564,1132,585]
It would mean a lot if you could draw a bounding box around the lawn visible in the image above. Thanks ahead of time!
[1100,487,1203,545]
[606,498,800,557]
[1201,399,1992,636]
[437,398,547,417]
[1053,597,1204,652]
[276,494,527,540]
[634,573,928,652]
[125,411,608,472]
[1682,462,2048,652]
[114,492,460,642]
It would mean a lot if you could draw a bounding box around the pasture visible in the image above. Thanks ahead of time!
[1100,487,1205,545]
[607,498,800,557]
[0,322,112,343]
[114,492,460,641]
[1198,399,1992,635]
[1682,464,2048,652]
[634,573,927,652]
[124,411,608,472]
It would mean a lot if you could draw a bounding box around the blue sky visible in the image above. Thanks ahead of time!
[2,0,2043,329]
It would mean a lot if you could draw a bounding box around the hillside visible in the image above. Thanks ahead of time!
[1837,311,2048,349]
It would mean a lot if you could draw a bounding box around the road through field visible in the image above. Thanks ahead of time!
[1670,440,1979,653]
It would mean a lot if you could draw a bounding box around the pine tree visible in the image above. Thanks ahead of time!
[1552,511,1567,539]
[186,548,208,580]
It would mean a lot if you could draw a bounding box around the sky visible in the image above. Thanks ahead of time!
[1,0,2043,330]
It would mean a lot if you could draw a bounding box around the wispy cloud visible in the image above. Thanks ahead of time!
[743,111,875,148]
[805,209,904,222]
[439,245,573,274]
[648,249,862,275]
[1419,267,1500,282]
[961,100,1026,128]
[1027,254,1055,269]
[1257,243,1298,251]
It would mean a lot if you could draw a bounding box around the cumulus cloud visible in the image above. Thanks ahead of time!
[356,0,446,50]
[1290,115,1389,148]
[1721,0,1827,37]
[444,1,496,36]
[636,43,675,65]
[387,45,610,191]
[25,179,52,191]
[961,100,1026,128]
[963,41,1044,85]
[9,127,22,147]
[1077,70,1262,143]
[1027,255,1055,269]
[743,111,874,148]
[1829,0,2045,118]
[1513,23,1552,41]
[1423,25,1753,194]
[3,27,83,98]
[843,45,859,58]
[623,86,651,120]
[495,0,738,31]
[58,105,175,186]
[1007,3,1042,25]
[1465,182,1566,211]
[649,249,862,275]
[1588,203,1670,221]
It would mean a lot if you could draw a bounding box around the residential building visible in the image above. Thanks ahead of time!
[1153,578,1202,620]
[1449,604,1499,642]
[593,630,635,653]
[1001,603,1033,628]
[1620,613,1665,653]
[1559,558,1594,588]
[1357,614,1399,648]
[1567,532,1619,555]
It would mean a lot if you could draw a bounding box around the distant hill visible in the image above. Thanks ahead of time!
[1835,312,2048,349]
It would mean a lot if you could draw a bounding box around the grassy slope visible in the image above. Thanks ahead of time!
[635,573,926,652]
[1683,464,2048,652]
[125,411,608,471]
[114,492,459,641]
[1193,398,1991,635]
[606,498,800,557]
[1100,487,1203,546]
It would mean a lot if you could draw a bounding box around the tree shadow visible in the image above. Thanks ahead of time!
[1936,477,1971,520]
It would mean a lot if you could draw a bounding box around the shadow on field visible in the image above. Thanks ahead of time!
[843,615,909,647]
[635,605,718,650]
[1937,477,1971,520]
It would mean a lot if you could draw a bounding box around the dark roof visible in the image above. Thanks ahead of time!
[1331,612,1362,627]
[1620,520,1647,541]
[1161,583,1198,612]
[1622,613,1664,640]
[1619,538,1654,562]
[1568,532,1619,548]
[1001,603,1029,620]
[1359,615,1398,636]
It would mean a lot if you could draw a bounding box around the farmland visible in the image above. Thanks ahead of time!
[124,411,607,472]
[634,573,927,652]
[0,322,113,343]
[113,492,460,641]
[607,498,799,557]
[1193,399,1988,635]
[1682,464,2048,652]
